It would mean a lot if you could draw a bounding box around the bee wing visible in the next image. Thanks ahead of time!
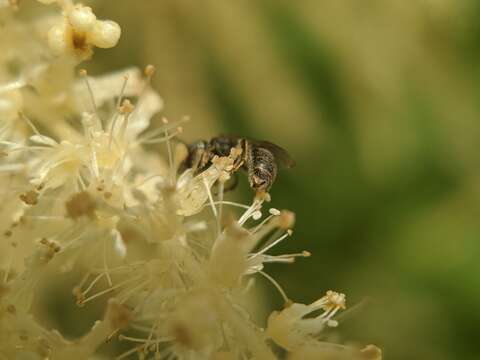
[254,140,296,169]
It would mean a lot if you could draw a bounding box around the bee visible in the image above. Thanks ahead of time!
[182,135,295,194]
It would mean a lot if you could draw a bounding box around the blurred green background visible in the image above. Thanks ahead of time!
[89,1,480,359]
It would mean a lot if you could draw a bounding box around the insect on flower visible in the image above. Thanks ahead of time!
[181,135,295,196]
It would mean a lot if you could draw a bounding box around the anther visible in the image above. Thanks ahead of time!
[119,99,134,114]
[144,65,156,77]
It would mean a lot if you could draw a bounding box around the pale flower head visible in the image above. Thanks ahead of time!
[0,1,381,359]
[47,2,121,59]
[267,290,347,350]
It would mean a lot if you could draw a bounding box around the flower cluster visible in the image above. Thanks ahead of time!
[0,1,381,359]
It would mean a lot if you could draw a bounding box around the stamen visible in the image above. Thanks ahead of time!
[203,175,217,219]
[269,208,281,216]
[0,163,25,172]
[118,335,172,344]
[120,64,155,130]
[116,74,130,109]
[90,261,146,274]
[76,271,93,291]
[162,117,175,184]
[251,224,281,251]
[107,74,131,150]
[0,140,18,146]
[144,64,156,79]
[251,214,275,233]
[7,146,50,153]
[106,329,120,343]
[77,175,87,191]
[217,181,225,236]
[22,215,64,221]
[103,238,112,287]
[146,321,158,348]
[81,273,105,297]
[272,251,311,259]
[90,148,100,180]
[117,99,134,141]
[242,277,256,295]
[136,116,189,144]
[238,199,263,226]
[132,174,163,189]
[257,251,310,265]
[260,257,294,264]
[115,345,140,360]
[258,270,289,304]
[0,79,25,94]
[252,210,262,220]
[18,111,41,136]
[79,69,99,119]
[248,231,292,260]
[118,335,147,343]
[3,242,16,283]
[201,200,250,210]
[79,276,141,306]
[118,280,149,304]
[138,128,181,145]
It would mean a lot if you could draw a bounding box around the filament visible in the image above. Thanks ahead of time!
[258,270,289,304]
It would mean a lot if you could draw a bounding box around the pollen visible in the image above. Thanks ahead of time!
[144,64,156,77]
[106,299,132,330]
[323,290,347,310]
[72,31,89,52]
[65,191,96,219]
[19,190,39,205]
[269,208,281,216]
[278,210,295,229]
[119,99,134,114]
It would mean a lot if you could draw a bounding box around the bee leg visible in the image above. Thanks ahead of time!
[231,145,246,172]
[243,141,256,192]
[232,158,244,173]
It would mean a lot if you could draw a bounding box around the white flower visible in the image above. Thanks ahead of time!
[47,2,121,59]
[0,1,381,359]
[267,290,347,350]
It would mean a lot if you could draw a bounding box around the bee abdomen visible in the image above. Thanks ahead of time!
[250,147,277,189]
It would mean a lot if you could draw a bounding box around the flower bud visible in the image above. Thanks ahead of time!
[47,22,68,55]
[89,20,121,48]
[69,5,97,32]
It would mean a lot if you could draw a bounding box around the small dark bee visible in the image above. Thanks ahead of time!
[182,135,295,194]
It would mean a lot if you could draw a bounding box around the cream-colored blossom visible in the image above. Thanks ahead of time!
[47,2,121,59]
[0,1,380,359]
[267,290,346,350]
